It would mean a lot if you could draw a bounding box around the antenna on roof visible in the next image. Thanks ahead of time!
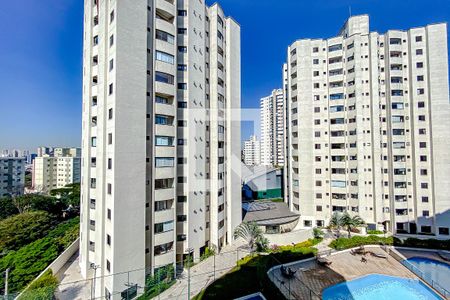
[349,6,352,17]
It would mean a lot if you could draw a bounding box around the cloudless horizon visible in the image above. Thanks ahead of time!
[1,0,449,151]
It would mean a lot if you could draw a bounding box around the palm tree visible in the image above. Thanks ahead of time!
[341,212,365,238]
[329,212,344,238]
[234,221,268,252]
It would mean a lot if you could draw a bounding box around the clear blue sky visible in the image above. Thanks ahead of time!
[1,0,449,151]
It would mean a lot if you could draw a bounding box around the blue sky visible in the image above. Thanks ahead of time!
[0,0,449,151]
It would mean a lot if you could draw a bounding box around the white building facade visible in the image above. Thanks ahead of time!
[80,0,241,298]
[243,135,260,165]
[285,15,450,236]
[260,88,285,166]
[0,158,25,197]
[32,151,81,193]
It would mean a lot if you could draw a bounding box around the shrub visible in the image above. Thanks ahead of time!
[200,247,216,261]
[138,264,175,299]
[0,211,54,252]
[19,270,58,300]
[397,237,450,250]
[313,227,324,239]
[329,235,393,250]
[367,230,384,235]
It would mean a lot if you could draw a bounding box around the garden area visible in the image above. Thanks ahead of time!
[0,184,80,297]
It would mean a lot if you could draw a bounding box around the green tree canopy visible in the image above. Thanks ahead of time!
[0,211,54,253]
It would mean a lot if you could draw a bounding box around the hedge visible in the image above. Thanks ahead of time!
[329,235,393,250]
[395,237,450,250]
[19,270,58,300]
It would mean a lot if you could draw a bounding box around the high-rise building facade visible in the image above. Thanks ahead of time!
[0,158,25,197]
[80,0,241,298]
[285,15,450,236]
[260,88,285,166]
[243,135,260,165]
[32,148,81,193]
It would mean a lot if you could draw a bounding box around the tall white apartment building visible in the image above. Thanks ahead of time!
[80,0,241,298]
[0,158,25,197]
[286,15,450,236]
[260,88,285,166]
[243,135,260,165]
[32,148,81,193]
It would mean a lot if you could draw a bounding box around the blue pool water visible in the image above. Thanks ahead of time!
[406,257,450,291]
[322,274,442,300]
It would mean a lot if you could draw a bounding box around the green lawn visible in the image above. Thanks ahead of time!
[193,240,319,300]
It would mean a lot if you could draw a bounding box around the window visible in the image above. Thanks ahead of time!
[392,102,404,109]
[313,59,319,65]
[107,209,111,220]
[417,75,424,81]
[106,260,111,272]
[108,158,112,169]
[415,36,422,42]
[416,49,423,55]
[420,155,427,162]
[422,196,429,203]
[421,182,428,189]
[110,10,115,23]
[108,133,113,145]
[177,215,187,222]
[155,178,173,189]
[178,101,187,108]
[106,234,111,245]
[178,83,187,90]
[93,35,99,45]
[155,72,174,84]
[178,10,187,16]
[177,28,187,34]
[155,115,172,125]
[155,157,174,168]
[416,62,424,68]
[109,83,114,95]
[177,139,187,145]
[389,38,401,45]
[419,128,426,135]
[328,44,342,52]
[155,220,173,233]
[108,108,113,119]
[109,59,114,71]
[156,30,175,44]
[156,51,175,64]
[177,234,186,242]
[418,115,426,121]
[419,142,426,148]
[421,226,432,233]
[155,95,170,104]
[91,137,97,147]
[439,227,449,235]
[154,242,173,255]
[90,178,96,188]
[420,169,428,175]
[177,64,187,71]
[177,196,187,202]
[155,136,174,146]
[155,199,172,211]
[109,35,114,47]
[178,46,187,53]
[330,93,344,100]
[92,96,97,106]
[107,183,112,194]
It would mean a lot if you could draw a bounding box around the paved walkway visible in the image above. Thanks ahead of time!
[55,254,91,300]
[158,239,248,300]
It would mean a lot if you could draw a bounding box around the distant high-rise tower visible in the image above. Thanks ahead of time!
[285,15,450,236]
[260,89,285,166]
[243,135,261,165]
[80,0,241,298]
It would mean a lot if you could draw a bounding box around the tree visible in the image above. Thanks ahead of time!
[0,211,54,252]
[329,212,344,238]
[234,221,268,252]
[50,183,80,208]
[0,197,19,220]
[341,212,365,238]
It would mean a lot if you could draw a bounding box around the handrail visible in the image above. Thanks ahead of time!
[384,247,450,298]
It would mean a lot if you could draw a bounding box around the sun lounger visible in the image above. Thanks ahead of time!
[317,257,332,266]
[370,252,388,259]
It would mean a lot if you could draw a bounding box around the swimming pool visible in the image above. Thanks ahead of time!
[405,257,450,295]
[322,274,442,300]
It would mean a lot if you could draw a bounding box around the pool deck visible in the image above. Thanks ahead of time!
[269,246,417,299]
[396,247,450,264]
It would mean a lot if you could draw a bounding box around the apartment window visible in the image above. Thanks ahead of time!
[328,44,342,52]
[107,158,112,170]
[109,59,114,71]
[155,136,174,146]
[177,234,186,242]
[178,83,187,90]
[109,35,114,47]
[155,95,170,104]
[313,59,319,65]
[178,10,187,16]
[93,35,99,45]
[107,209,111,220]
[106,234,111,246]
[155,178,173,189]
[178,120,187,127]
[419,128,426,135]
[178,101,187,108]
[154,220,174,233]
[420,155,427,162]
[177,139,187,145]
[178,46,187,53]
[110,10,115,23]
[178,64,187,71]
[108,133,113,145]
[421,182,428,189]
[108,108,113,119]
[415,36,422,42]
[155,72,174,84]
[107,183,112,194]
[92,96,97,106]
[416,49,423,55]
[90,199,96,209]
[313,47,319,53]
[155,157,174,168]
[90,178,96,189]
[421,226,432,233]
[439,227,449,235]
[156,29,175,44]
[177,215,187,222]
[106,260,111,272]
[420,169,428,175]
[178,28,187,34]
[155,199,172,211]
[422,196,429,203]
[155,115,172,125]
[417,75,424,81]
[389,38,401,45]
[91,137,97,147]
[313,83,320,89]
[419,142,426,148]
[418,115,426,121]
[156,51,175,64]
[392,102,404,109]
[177,196,187,203]
[154,242,174,255]
[416,62,424,68]
[313,71,319,77]
[178,176,187,183]
[109,83,113,95]
[315,180,322,187]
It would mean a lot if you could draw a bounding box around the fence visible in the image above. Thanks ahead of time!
[385,247,450,299]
